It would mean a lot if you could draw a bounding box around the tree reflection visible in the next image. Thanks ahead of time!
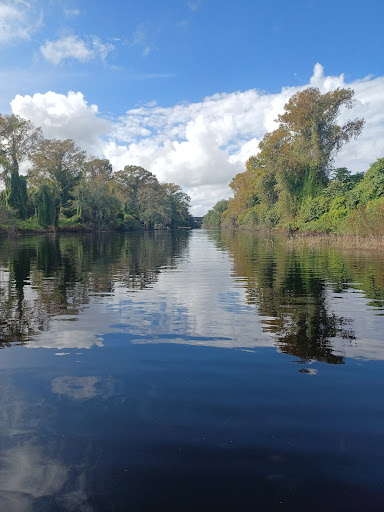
[0,231,190,347]
[212,230,366,364]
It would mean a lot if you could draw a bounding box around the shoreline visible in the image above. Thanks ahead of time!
[204,226,384,250]
[0,225,195,238]
[286,232,384,250]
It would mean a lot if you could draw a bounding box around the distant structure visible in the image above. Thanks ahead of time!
[193,217,203,228]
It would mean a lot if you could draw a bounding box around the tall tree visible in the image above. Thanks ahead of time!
[161,183,191,227]
[262,88,364,215]
[29,138,86,223]
[73,158,120,229]
[0,114,42,218]
[113,165,159,218]
[224,87,364,227]
[203,199,229,227]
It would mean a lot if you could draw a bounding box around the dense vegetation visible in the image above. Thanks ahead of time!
[0,115,192,232]
[204,87,384,236]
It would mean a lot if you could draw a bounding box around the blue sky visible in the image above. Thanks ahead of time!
[1,0,383,214]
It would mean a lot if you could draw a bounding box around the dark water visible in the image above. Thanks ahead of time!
[0,230,383,512]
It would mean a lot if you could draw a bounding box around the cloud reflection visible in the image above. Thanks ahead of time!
[0,442,93,511]
[51,376,114,401]
[0,230,383,363]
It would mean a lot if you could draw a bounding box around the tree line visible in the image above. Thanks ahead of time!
[204,87,384,235]
[0,114,192,232]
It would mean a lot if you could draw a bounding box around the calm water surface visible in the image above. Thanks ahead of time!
[0,229,383,511]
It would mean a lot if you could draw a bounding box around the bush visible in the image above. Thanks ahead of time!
[17,217,46,232]
[344,198,384,236]
[58,214,82,228]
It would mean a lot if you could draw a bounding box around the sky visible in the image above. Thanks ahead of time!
[0,0,383,215]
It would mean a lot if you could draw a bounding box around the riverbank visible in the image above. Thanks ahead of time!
[0,224,196,238]
[286,232,384,250]
[204,227,384,250]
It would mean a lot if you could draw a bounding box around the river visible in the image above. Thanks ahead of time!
[0,229,383,511]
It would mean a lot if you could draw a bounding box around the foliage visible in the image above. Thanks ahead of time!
[73,158,120,229]
[203,199,228,227]
[220,87,370,234]
[29,138,86,224]
[345,157,384,208]
[113,165,159,220]
[16,217,47,232]
[5,172,28,220]
[0,114,192,232]
[0,114,42,218]
[112,166,191,229]
[57,214,82,229]
[0,200,17,231]
[0,114,43,177]
[292,158,384,234]
[160,182,192,228]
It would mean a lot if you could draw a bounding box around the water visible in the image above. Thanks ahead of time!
[0,230,383,511]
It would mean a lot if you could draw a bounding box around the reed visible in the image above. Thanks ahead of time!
[286,233,384,250]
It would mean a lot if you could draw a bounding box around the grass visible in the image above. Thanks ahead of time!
[286,232,384,250]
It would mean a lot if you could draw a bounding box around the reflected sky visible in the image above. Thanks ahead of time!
[0,230,383,362]
[0,231,384,511]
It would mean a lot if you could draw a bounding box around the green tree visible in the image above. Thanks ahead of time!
[34,183,60,227]
[262,88,364,218]
[346,157,384,207]
[0,114,42,218]
[113,165,159,219]
[29,138,86,223]
[225,87,364,228]
[161,183,191,227]
[203,199,228,227]
[112,166,192,229]
[222,156,263,227]
[0,195,17,231]
[73,158,120,229]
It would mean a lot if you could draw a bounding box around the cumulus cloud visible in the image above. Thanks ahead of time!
[103,64,384,214]
[0,0,42,44]
[40,35,114,65]
[10,64,384,215]
[102,88,291,213]
[11,90,109,153]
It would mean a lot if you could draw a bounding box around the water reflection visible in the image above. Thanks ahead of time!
[51,376,114,401]
[209,230,384,363]
[0,232,189,347]
[0,231,384,510]
[0,230,384,363]
[0,372,96,511]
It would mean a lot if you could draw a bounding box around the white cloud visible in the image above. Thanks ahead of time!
[11,90,109,153]
[187,0,202,11]
[63,8,80,17]
[40,35,114,65]
[10,64,384,215]
[92,36,114,61]
[0,0,41,44]
[102,88,292,214]
[131,24,152,56]
[103,64,384,214]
